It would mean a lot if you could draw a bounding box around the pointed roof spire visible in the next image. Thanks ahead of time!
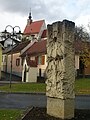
[27,8,33,24]
[28,8,32,20]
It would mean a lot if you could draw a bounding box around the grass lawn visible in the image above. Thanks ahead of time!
[0,83,46,93]
[0,78,90,95]
[0,79,89,120]
[0,109,23,120]
[75,78,90,95]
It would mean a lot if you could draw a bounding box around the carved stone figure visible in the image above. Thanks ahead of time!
[46,20,75,119]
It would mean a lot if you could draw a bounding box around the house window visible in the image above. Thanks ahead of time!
[7,44,11,47]
[42,55,45,65]
[16,58,20,66]
[38,55,45,65]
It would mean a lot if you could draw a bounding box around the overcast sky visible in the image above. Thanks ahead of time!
[0,0,90,32]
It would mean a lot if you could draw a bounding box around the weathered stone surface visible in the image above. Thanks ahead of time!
[47,97,75,119]
[46,20,75,99]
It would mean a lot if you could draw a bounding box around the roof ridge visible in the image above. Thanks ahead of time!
[25,20,45,25]
[32,19,44,22]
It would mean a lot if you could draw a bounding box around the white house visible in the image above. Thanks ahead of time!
[22,57,37,82]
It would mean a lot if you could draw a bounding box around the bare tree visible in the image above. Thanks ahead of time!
[75,26,90,77]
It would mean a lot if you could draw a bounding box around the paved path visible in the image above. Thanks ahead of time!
[0,93,90,109]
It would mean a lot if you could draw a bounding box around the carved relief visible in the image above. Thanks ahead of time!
[46,20,75,99]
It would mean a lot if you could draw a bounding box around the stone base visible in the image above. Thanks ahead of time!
[47,97,75,119]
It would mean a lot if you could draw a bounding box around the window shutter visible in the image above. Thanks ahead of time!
[42,56,45,65]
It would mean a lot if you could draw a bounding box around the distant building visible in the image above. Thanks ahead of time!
[23,11,46,41]
[21,39,47,82]
[0,43,4,79]
[2,41,30,77]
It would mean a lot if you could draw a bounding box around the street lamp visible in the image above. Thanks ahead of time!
[2,25,21,88]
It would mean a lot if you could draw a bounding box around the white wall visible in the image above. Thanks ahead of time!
[22,58,37,82]
[75,55,79,70]
[27,67,37,82]
[22,58,27,82]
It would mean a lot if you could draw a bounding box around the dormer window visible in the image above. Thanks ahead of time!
[7,44,11,47]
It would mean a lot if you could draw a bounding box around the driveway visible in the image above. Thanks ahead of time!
[0,93,90,109]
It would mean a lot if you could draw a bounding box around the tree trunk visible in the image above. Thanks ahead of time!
[82,66,85,78]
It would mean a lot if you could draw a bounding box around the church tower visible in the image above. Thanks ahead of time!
[27,10,32,25]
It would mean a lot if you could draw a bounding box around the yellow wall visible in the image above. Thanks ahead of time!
[0,47,2,66]
[0,46,2,79]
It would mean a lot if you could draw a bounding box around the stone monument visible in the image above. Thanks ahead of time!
[46,20,75,119]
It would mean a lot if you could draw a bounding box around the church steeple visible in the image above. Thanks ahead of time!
[27,9,32,25]
[28,11,32,20]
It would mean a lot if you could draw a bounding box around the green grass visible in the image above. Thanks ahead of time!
[0,83,46,93]
[0,79,89,119]
[0,79,90,95]
[0,109,23,120]
[75,78,90,95]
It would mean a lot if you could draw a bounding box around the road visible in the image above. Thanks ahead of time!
[75,95,90,109]
[0,93,90,109]
[0,93,46,109]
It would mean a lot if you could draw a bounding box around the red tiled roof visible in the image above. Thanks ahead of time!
[11,41,30,54]
[23,20,44,35]
[41,29,47,38]
[21,40,47,57]
[20,39,90,58]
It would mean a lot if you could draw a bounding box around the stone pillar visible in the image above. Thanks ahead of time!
[46,20,75,119]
